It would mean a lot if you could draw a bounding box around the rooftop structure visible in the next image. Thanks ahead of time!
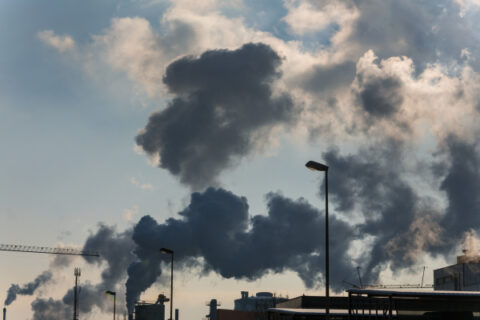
[135,303,165,320]
[234,291,287,312]
[434,252,480,291]
[268,289,480,319]
[131,294,170,320]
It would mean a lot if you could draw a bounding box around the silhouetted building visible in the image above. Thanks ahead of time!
[235,291,287,312]
[218,309,264,320]
[207,291,287,320]
[434,252,480,291]
[135,303,165,320]
[268,289,480,319]
[134,294,169,320]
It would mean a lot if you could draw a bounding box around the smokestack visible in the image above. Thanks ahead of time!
[175,308,179,320]
[3,307,6,320]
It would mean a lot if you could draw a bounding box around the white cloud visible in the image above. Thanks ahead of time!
[130,177,153,189]
[455,0,480,17]
[123,205,140,221]
[283,0,358,35]
[37,30,75,53]
[92,17,166,98]
[352,50,480,141]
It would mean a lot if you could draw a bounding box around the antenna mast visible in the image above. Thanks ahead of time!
[73,268,81,320]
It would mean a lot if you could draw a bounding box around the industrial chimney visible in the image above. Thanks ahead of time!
[3,307,6,320]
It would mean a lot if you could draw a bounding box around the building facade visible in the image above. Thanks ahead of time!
[234,291,287,312]
[434,253,480,291]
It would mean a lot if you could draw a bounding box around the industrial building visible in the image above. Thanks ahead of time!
[268,289,480,319]
[235,291,288,312]
[206,291,288,320]
[134,302,165,320]
[130,294,172,320]
[434,252,480,291]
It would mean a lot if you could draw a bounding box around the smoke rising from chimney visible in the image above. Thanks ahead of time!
[4,271,52,306]
[124,187,356,313]
[28,225,133,320]
[27,134,480,317]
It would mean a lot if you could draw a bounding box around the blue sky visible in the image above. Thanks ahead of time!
[3,0,480,319]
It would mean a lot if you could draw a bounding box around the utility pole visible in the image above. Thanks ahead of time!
[73,268,81,320]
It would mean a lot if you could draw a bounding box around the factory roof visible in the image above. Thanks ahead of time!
[268,308,396,316]
[348,288,480,298]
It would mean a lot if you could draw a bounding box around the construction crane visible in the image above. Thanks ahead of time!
[0,244,99,257]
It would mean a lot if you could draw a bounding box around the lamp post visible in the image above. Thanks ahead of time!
[160,248,174,320]
[305,160,329,318]
[105,291,116,320]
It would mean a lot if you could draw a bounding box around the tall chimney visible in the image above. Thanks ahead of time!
[175,309,179,320]
[3,307,6,320]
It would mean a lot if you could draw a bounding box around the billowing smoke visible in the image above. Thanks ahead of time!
[135,43,295,190]
[82,224,136,288]
[354,72,404,120]
[30,225,134,320]
[31,284,110,320]
[26,139,480,317]
[316,132,480,283]
[438,135,480,241]
[31,298,70,320]
[125,187,356,313]
[4,271,52,306]
[321,141,426,282]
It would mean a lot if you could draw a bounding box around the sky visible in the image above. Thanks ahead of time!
[3,0,480,319]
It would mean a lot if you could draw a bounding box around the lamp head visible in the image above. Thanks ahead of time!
[160,247,174,255]
[305,161,328,172]
[105,290,116,296]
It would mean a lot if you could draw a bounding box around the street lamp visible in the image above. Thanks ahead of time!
[105,291,116,320]
[305,160,330,318]
[160,247,174,320]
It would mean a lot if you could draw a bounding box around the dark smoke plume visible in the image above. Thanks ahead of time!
[125,187,356,313]
[30,225,134,320]
[31,283,128,320]
[83,224,136,288]
[136,43,295,189]
[322,142,421,282]
[31,297,70,320]
[4,271,52,306]
[319,133,480,284]
[437,135,480,249]
[355,75,403,119]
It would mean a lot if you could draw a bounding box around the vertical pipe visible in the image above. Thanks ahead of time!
[170,253,174,320]
[175,309,179,320]
[325,170,329,318]
[3,307,6,320]
[421,266,426,288]
[113,293,116,320]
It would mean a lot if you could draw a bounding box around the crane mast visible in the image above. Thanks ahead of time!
[0,244,99,257]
